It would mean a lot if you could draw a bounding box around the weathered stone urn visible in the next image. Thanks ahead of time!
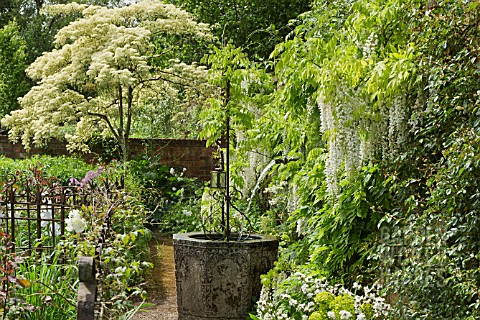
[173,232,278,320]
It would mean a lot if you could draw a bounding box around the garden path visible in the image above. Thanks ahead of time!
[132,233,178,320]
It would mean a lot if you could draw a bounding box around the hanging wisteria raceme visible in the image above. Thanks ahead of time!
[317,83,408,195]
[317,82,368,195]
[388,93,408,156]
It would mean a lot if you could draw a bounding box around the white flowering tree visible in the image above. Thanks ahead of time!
[1,0,214,162]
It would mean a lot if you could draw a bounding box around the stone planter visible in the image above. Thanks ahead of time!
[173,232,278,320]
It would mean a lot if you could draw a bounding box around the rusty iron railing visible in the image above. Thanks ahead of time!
[0,169,124,319]
[0,171,90,254]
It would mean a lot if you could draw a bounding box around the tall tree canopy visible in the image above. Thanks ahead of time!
[167,0,310,59]
[1,0,214,161]
[0,0,131,118]
[0,21,29,119]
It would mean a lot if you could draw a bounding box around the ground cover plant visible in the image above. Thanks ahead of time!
[253,267,391,320]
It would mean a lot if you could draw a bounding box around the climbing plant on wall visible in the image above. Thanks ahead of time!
[215,0,480,318]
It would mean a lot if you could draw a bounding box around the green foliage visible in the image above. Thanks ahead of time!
[87,135,122,162]
[199,44,275,196]
[202,0,480,318]
[197,0,398,282]
[129,96,204,139]
[0,155,95,185]
[312,292,334,319]
[128,155,203,233]
[330,294,355,319]
[166,0,310,59]
[0,155,93,182]
[0,231,33,318]
[156,196,202,233]
[0,20,29,118]
[11,252,77,320]
[366,1,480,318]
[0,0,18,28]
[2,0,480,318]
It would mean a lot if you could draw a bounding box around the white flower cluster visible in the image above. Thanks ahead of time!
[264,181,288,207]
[387,94,407,156]
[255,270,391,320]
[318,81,409,194]
[65,209,86,234]
[239,72,262,95]
[363,32,378,58]
[241,77,250,93]
[263,178,300,216]
[318,83,366,194]
[239,148,272,200]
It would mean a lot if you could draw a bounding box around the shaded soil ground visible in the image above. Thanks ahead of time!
[133,233,178,320]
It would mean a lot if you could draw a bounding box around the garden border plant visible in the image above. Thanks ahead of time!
[128,154,204,234]
[0,157,153,319]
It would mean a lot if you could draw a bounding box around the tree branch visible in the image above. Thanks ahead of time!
[125,86,133,141]
[87,111,119,141]
[119,84,123,139]
[137,72,205,95]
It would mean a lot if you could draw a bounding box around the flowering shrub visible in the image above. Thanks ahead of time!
[252,269,390,320]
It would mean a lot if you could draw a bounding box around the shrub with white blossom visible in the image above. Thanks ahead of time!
[1,0,214,162]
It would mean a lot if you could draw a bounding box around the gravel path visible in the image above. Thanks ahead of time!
[132,234,178,320]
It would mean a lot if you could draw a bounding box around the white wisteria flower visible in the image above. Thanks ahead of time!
[65,209,86,233]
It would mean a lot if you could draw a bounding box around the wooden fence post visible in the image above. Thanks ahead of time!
[77,256,96,320]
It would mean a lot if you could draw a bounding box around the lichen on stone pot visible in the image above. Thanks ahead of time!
[173,231,278,320]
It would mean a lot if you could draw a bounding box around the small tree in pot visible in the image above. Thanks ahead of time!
[173,44,278,320]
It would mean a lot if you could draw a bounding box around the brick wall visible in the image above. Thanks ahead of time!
[0,135,216,181]
[128,138,216,181]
